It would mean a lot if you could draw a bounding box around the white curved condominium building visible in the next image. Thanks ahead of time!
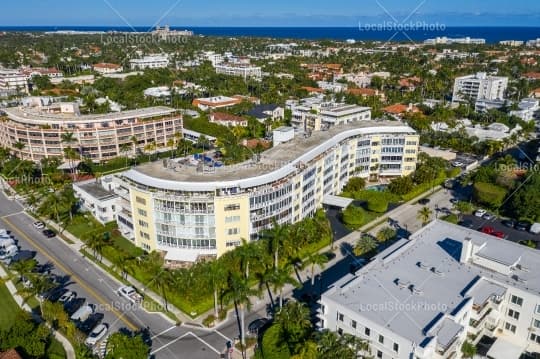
[114,121,419,266]
[0,101,182,162]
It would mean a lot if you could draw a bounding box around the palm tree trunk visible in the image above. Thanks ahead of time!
[162,286,168,312]
[311,265,316,287]
[279,289,283,309]
[265,282,274,307]
[245,261,249,279]
[274,250,279,272]
[240,303,246,346]
[214,288,219,318]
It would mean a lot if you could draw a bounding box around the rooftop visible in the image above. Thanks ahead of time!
[75,180,118,201]
[3,105,177,124]
[122,120,416,191]
[323,220,540,347]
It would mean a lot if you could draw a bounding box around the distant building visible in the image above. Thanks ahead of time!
[272,126,295,145]
[424,36,486,45]
[531,88,540,99]
[500,40,524,46]
[152,25,193,39]
[526,38,540,47]
[209,112,248,127]
[192,96,243,111]
[143,86,171,98]
[20,67,63,79]
[73,177,120,225]
[320,220,540,359]
[452,72,508,103]
[383,103,420,117]
[522,72,540,81]
[129,55,169,70]
[215,63,262,79]
[0,68,29,95]
[510,98,540,122]
[247,104,284,122]
[93,63,123,74]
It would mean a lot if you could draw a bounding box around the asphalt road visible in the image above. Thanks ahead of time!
[0,191,237,359]
[461,214,540,247]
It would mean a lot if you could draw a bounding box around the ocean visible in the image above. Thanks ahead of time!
[1,26,540,44]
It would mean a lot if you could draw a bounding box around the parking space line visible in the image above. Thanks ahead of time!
[1,211,24,219]
[151,325,177,340]
[213,330,243,354]
[150,331,192,355]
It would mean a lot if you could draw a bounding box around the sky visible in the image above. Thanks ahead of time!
[1,0,540,27]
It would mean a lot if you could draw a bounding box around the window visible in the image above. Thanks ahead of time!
[338,313,344,322]
[224,204,241,211]
[137,208,147,217]
[536,305,540,314]
[139,231,150,240]
[505,322,517,333]
[227,228,239,236]
[376,351,383,359]
[364,327,371,337]
[393,343,399,353]
[225,215,241,223]
[511,295,524,306]
[136,196,146,205]
[378,335,384,344]
[138,220,149,228]
[531,334,540,344]
[508,309,520,320]
[351,320,357,329]
[226,241,241,248]
[534,319,540,329]
[321,305,325,314]
[337,328,343,336]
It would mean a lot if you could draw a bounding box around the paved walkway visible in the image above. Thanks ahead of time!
[0,265,76,359]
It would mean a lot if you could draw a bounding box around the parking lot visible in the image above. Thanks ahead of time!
[460,214,540,248]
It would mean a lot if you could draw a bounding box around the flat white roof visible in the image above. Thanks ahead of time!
[322,195,354,208]
[486,337,523,359]
[323,220,540,348]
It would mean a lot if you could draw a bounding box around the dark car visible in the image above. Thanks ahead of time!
[46,287,68,302]
[78,313,105,334]
[418,198,430,205]
[64,298,85,316]
[42,229,56,238]
[458,220,474,229]
[248,318,269,335]
[501,219,516,228]
[515,221,531,231]
[322,251,336,261]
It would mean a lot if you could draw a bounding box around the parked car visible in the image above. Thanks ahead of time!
[452,161,464,168]
[44,287,67,302]
[515,221,531,231]
[42,229,56,238]
[0,245,19,260]
[59,291,76,304]
[79,313,104,334]
[418,198,430,205]
[71,304,94,322]
[248,318,269,335]
[482,213,495,221]
[84,324,108,347]
[530,223,540,234]
[474,209,487,217]
[481,226,495,235]
[64,298,85,316]
[501,219,516,228]
[33,221,45,230]
[492,231,506,239]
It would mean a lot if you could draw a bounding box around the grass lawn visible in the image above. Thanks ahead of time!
[46,338,67,359]
[0,283,19,330]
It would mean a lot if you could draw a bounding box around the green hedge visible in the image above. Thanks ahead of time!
[256,325,291,359]
[367,199,389,213]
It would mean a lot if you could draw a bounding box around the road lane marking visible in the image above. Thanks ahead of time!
[1,211,24,219]
[151,325,177,340]
[150,331,191,355]
[190,332,221,355]
[1,217,138,331]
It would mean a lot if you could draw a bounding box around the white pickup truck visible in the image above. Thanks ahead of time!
[117,286,142,304]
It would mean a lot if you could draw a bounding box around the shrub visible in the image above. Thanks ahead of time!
[473,182,507,209]
[442,214,459,224]
[203,314,216,327]
[388,176,414,195]
[343,177,366,192]
[367,199,388,213]
[342,205,367,227]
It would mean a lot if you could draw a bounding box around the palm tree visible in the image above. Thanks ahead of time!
[131,136,139,157]
[176,138,192,157]
[269,265,298,310]
[207,260,227,318]
[84,232,109,261]
[153,268,174,312]
[111,254,132,280]
[223,273,260,348]
[39,192,65,223]
[119,143,132,168]
[267,219,289,272]
[376,227,396,243]
[61,132,78,175]
[13,141,26,158]
[144,141,157,161]
[235,239,259,280]
[417,206,433,227]
[275,301,312,351]
[305,253,328,287]
[10,259,37,281]
[354,235,377,256]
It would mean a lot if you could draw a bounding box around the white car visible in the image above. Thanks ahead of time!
[117,286,142,304]
[474,209,487,217]
[84,324,108,347]
[452,161,464,167]
[33,221,45,230]
[59,291,76,304]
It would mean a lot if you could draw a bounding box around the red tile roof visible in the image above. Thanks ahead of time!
[301,86,324,93]
[0,349,23,359]
[398,76,422,88]
[523,72,540,79]
[347,88,379,96]
[210,112,247,123]
[93,63,122,69]
[383,103,420,115]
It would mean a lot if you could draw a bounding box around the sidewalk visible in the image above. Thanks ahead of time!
[0,265,76,359]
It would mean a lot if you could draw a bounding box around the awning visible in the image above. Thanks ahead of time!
[322,195,354,209]
[486,337,524,359]
[57,160,81,170]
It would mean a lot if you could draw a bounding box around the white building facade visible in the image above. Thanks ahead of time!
[452,72,508,103]
[130,55,170,70]
[320,220,540,359]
